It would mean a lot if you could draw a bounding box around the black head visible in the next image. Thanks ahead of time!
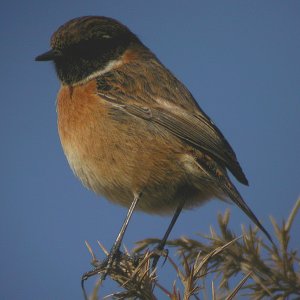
[35,16,141,85]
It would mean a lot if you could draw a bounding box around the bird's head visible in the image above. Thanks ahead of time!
[35,16,141,85]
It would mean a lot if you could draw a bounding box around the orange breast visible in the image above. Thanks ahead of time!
[56,80,211,214]
[57,80,167,207]
[57,80,126,198]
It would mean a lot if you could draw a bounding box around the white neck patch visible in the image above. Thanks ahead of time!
[69,58,124,86]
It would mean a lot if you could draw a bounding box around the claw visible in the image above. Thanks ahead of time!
[151,246,169,270]
[81,251,121,299]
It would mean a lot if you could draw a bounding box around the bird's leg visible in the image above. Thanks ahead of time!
[152,202,184,270]
[81,192,142,292]
[101,191,142,279]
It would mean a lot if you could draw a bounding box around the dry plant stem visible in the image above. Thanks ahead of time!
[84,241,158,300]
[138,198,299,299]
[85,198,300,299]
[225,271,252,300]
[211,281,216,300]
[285,197,300,232]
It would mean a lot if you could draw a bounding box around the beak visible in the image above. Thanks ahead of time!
[35,49,62,61]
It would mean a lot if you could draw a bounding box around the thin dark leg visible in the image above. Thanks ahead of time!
[101,191,142,280]
[152,202,184,269]
[81,191,142,297]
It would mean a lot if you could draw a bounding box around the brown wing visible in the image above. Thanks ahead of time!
[97,90,248,186]
[95,58,248,185]
[148,107,248,185]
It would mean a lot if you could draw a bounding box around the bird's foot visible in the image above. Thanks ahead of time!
[81,246,122,300]
[82,245,122,284]
[81,248,146,299]
[151,246,169,270]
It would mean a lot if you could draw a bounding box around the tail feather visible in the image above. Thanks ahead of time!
[196,154,273,244]
[221,177,273,244]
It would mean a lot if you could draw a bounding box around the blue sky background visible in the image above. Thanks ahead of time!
[1,1,299,299]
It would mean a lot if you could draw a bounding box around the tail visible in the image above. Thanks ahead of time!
[221,176,274,244]
[196,154,274,244]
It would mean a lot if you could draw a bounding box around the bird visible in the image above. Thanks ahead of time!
[35,15,272,281]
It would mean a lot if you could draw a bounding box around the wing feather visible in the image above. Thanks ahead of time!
[96,63,248,185]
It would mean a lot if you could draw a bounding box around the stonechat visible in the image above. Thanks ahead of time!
[35,16,272,284]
